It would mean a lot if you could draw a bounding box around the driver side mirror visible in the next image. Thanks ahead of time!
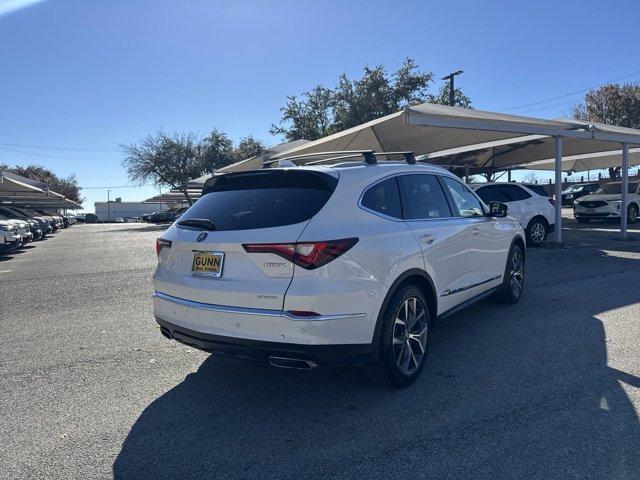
[487,201,508,217]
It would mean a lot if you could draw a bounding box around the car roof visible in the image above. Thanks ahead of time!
[268,162,456,182]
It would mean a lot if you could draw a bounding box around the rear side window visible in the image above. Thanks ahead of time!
[475,185,508,203]
[526,184,548,197]
[398,174,452,219]
[498,185,531,201]
[361,177,402,219]
[183,170,338,231]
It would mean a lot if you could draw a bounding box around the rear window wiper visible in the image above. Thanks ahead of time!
[177,218,216,231]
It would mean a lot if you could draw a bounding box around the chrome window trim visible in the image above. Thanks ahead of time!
[153,291,366,321]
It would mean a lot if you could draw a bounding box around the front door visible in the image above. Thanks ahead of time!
[440,177,505,296]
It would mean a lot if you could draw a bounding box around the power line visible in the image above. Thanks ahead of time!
[0,141,119,152]
[499,68,640,113]
[0,145,122,162]
[81,184,153,190]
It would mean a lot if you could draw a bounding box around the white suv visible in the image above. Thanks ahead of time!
[153,160,526,386]
[472,182,555,246]
[573,181,640,224]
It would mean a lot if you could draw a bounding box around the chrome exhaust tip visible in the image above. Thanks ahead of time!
[268,356,318,371]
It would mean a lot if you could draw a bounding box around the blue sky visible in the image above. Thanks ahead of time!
[1,0,639,211]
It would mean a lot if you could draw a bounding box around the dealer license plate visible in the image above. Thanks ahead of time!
[192,251,224,278]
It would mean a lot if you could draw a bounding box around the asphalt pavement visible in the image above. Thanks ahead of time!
[1,223,639,479]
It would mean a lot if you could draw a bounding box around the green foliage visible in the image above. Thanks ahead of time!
[570,83,640,179]
[571,83,640,128]
[429,84,473,109]
[121,130,265,203]
[0,164,83,203]
[271,58,472,141]
[232,136,265,163]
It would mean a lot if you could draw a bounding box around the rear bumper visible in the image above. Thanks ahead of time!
[153,291,372,346]
[155,316,374,366]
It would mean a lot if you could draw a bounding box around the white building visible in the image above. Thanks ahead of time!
[94,200,168,222]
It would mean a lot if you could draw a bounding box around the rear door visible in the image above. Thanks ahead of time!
[153,169,338,310]
[397,173,472,311]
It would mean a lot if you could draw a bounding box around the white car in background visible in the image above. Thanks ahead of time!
[573,181,640,224]
[153,160,526,387]
[472,182,555,246]
[0,220,21,253]
[0,215,32,245]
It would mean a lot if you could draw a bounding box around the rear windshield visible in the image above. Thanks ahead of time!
[181,170,338,231]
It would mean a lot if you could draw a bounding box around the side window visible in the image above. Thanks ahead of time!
[475,186,507,204]
[361,177,403,219]
[499,185,531,201]
[441,177,484,218]
[397,174,452,220]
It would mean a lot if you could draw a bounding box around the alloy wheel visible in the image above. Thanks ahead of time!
[628,206,638,223]
[509,247,524,298]
[392,297,428,375]
[530,222,546,243]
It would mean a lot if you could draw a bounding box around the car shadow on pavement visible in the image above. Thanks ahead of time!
[114,246,640,479]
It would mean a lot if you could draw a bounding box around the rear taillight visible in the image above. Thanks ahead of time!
[243,238,358,270]
[156,238,172,256]
[548,198,555,206]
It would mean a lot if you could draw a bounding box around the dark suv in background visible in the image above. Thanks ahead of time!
[561,183,599,206]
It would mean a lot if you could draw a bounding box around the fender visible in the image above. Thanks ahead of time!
[369,268,437,362]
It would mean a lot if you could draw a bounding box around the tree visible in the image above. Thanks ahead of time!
[570,83,640,180]
[428,84,473,108]
[522,171,539,184]
[270,86,334,142]
[232,136,265,163]
[122,130,265,204]
[271,58,472,141]
[122,132,207,205]
[0,164,83,203]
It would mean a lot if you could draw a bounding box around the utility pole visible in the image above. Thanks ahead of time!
[441,70,463,106]
[107,189,111,222]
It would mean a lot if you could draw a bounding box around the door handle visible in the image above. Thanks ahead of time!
[420,234,435,244]
[471,226,480,235]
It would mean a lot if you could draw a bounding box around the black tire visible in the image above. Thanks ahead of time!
[628,204,638,224]
[494,243,525,304]
[525,217,548,246]
[576,218,590,224]
[364,284,432,388]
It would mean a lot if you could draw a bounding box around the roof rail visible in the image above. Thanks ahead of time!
[262,150,416,167]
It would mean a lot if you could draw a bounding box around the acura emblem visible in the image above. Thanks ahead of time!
[197,232,208,242]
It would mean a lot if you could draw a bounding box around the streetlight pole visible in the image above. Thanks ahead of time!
[441,70,463,106]
[107,189,111,222]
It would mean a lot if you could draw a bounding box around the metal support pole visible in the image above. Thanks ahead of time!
[465,166,470,183]
[621,142,629,239]
[508,169,512,182]
[554,136,563,243]
[449,76,455,106]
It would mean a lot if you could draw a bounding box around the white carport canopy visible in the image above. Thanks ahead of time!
[269,104,587,162]
[259,103,640,242]
[0,171,81,209]
[518,147,640,172]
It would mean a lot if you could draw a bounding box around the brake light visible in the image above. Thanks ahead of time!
[243,238,358,270]
[156,238,172,256]
[548,198,555,206]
